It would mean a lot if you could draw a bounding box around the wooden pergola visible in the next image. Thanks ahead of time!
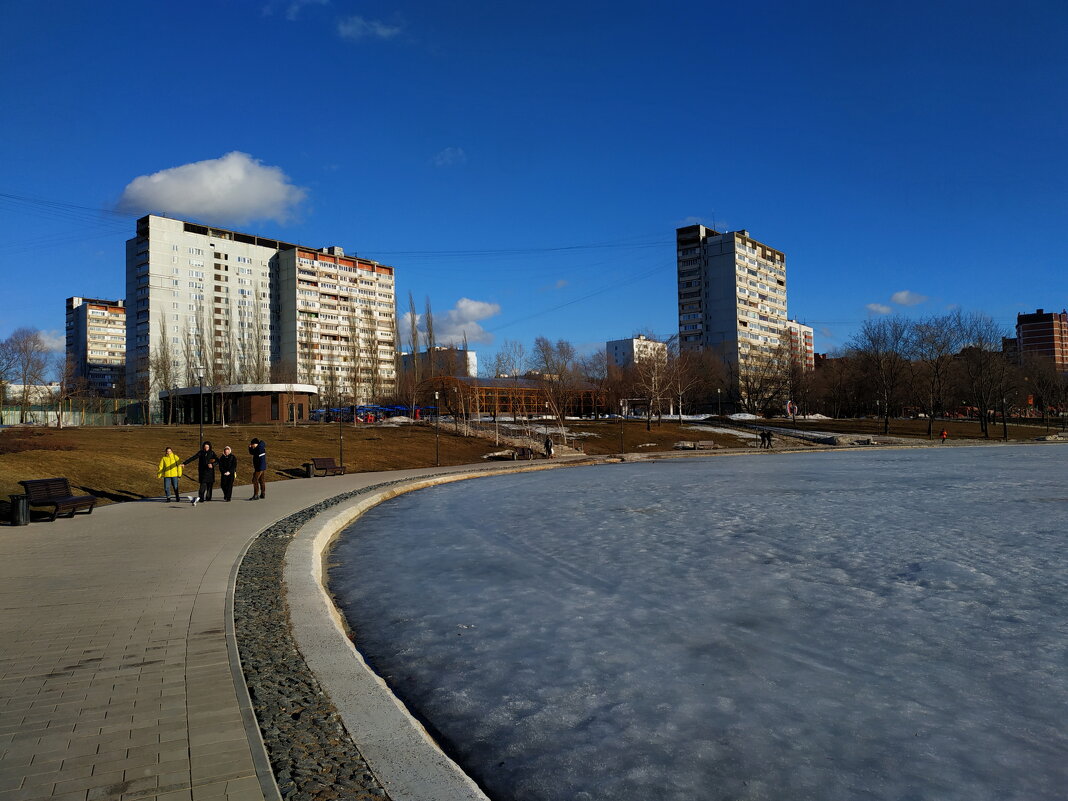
[422,375,603,419]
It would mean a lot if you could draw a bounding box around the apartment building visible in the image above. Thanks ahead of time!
[65,297,126,394]
[400,346,478,378]
[125,215,395,402]
[676,224,789,363]
[1009,308,1068,372]
[606,334,667,369]
[785,319,815,371]
[277,247,396,403]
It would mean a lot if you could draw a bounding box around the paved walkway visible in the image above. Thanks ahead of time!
[0,462,543,801]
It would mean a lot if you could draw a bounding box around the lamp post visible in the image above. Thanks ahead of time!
[717,387,722,417]
[196,370,204,444]
[1002,396,1008,440]
[172,385,178,425]
[339,410,344,469]
[434,391,440,466]
[619,399,625,456]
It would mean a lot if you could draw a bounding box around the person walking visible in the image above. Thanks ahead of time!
[157,447,183,502]
[248,437,267,500]
[940,428,949,444]
[545,435,554,459]
[218,445,238,502]
[183,441,218,505]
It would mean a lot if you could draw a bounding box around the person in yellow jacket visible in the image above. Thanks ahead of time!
[157,447,183,502]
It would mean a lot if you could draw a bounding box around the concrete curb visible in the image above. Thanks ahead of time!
[284,464,565,801]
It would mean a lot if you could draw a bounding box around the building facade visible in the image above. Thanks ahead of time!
[400,346,478,378]
[277,247,396,404]
[65,297,126,395]
[676,224,789,362]
[1011,308,1068,372]
[606,334,667,369]
[125,215,395,404]
[785,319,815,371]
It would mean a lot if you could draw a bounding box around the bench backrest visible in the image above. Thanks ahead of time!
[311,458,338,468]
[19,477,74,501]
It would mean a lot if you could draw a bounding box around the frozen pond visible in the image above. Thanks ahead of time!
[329,446,1068,801]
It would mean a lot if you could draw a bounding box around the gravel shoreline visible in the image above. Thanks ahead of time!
[233,477,438,801]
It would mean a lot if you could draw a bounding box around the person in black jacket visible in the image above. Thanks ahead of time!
[218,445,238,502]
[248,438,267,500]
[183,441,219,505]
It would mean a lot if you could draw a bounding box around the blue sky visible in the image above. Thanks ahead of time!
[1,1,1066,362]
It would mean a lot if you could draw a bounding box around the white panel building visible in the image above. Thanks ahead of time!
[606,335,667,369]
[676,224,789,364]
[125,215,395,404]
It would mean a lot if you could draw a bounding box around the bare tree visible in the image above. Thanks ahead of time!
[151,315,178,424]
[667,345,705,422]
[532,336,581,426]
[493,339,528,421]
[633,345,670,430]
[847,316,911,434]
[955,312,1012,438]
[1019,352,1065,429]
[6,328,50,423]
[423,296,437,375]
[729,340,792,416]
[908,314,965,436]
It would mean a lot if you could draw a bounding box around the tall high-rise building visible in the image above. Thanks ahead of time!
[277,247,396,401]
[1011,308,1068,372]
[65,297,126,395]
[126,215,395,403]
[676,224,789,363]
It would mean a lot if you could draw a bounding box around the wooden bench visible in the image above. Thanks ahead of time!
[310,457,346,477]
[18,478,98,522]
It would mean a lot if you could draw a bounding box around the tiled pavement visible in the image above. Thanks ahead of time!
[0,462,528,801]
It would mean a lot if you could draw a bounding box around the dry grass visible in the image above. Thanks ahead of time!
[0,422,495,505]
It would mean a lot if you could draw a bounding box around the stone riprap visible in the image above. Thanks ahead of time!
[234,477,455,801]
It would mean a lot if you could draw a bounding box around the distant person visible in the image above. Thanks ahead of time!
[157,447,183,503]
[765,431,773,449]
[183,441,218,505]
[545,435,554,458]
[248,438,267,500]
[218,445,237,502]
[940,428,949,444]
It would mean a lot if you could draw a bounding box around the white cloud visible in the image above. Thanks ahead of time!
[891,290,928,306]
[398,298,502,347]
[432,147,467,167]
[39,329,65,352]
[286,0,327,20]
[116,152,307,225]
[337,15,402,41]
[866,303,892,315]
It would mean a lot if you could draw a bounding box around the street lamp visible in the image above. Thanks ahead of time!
[619,399,625,456]
[434,391,440,466]
[196,369,204,444]
[717,387,722,417]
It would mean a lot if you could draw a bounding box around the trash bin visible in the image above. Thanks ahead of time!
[303,462,314,478]
[9,494,29,526]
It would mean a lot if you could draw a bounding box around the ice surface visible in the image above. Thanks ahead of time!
[329,446,1068,801]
